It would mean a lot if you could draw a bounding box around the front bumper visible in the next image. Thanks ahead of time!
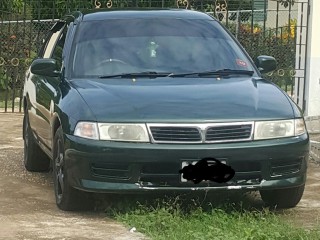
[64,133,309,193]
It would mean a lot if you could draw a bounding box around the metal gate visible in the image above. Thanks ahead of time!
[0,0,310,113]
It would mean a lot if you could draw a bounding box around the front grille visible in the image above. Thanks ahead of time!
[148,122,253,143]
[206,124,252,142]
[149,126,201,142]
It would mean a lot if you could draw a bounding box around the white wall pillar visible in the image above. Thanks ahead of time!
[305,0,320,117]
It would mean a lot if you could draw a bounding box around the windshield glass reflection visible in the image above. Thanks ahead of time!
[71,19,255,78]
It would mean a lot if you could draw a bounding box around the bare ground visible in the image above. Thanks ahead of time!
[0,113,319,240]
[0,113,145,240]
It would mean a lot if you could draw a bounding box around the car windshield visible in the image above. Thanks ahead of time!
[70,18,256,78]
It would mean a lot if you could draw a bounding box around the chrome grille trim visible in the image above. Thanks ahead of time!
[149,126,202,142]
[205,124,252,143]
[147,122,254,144]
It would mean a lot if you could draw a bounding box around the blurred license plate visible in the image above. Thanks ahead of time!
[180,160,226,182]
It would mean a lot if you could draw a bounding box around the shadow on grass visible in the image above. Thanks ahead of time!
[92,190,267,216]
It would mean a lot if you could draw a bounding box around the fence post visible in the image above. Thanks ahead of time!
[235,9,239,39]
[294,0,308,111]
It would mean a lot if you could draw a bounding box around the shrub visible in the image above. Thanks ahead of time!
[235,19,297,89]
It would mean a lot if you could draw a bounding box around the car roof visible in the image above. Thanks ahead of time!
[68,8,214,22]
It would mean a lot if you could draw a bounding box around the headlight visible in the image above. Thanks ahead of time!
[254,118,306,140]
[74,122,149,142]
[98,123,149,142]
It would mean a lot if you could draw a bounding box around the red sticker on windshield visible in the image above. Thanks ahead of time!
[236,59,247,67]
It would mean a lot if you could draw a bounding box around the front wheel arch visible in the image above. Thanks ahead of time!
[52,126,93,211]
[51,114,62,147]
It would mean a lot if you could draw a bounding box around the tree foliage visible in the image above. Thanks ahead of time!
[29,0,92,19]
[1,0,24,13]
[0,0,24,19]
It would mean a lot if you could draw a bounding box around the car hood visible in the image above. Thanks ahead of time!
[71,77,294,122]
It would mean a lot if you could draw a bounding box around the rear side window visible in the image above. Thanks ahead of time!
[51,28,67,69]
[40,21,65,58]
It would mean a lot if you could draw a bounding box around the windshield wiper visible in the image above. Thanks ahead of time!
[168,69,254,78]
[99,71,170,79]
[99,69,254,79]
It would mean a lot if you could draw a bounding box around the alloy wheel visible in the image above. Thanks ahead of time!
[23,116,29,165]
[54,138,65,203]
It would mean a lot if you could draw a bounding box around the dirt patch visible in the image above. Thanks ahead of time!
[277,159,320,229]
[0,113,145,240]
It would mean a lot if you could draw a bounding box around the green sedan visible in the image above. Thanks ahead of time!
[23,8,309,211]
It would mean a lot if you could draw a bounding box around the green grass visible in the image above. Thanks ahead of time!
[111,195,320,240]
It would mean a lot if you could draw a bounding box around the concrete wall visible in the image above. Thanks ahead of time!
[306,116,320,162]
[305,0,320,117]
[302,0,320,162]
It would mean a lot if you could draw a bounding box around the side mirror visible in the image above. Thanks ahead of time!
[30,58,60,77]
[255,55,277,74]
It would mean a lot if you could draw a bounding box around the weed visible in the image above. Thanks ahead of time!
[112,194,320,240]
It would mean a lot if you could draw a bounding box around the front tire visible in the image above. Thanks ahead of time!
[53,126,93,211]
[260,185,305,209]
[23,114,50,172]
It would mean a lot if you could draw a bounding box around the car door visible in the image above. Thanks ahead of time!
[30,22,66,151]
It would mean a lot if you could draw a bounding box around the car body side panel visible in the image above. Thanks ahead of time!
[35,77,59,150]
[24,73,50,144]
[57,81,97,133]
